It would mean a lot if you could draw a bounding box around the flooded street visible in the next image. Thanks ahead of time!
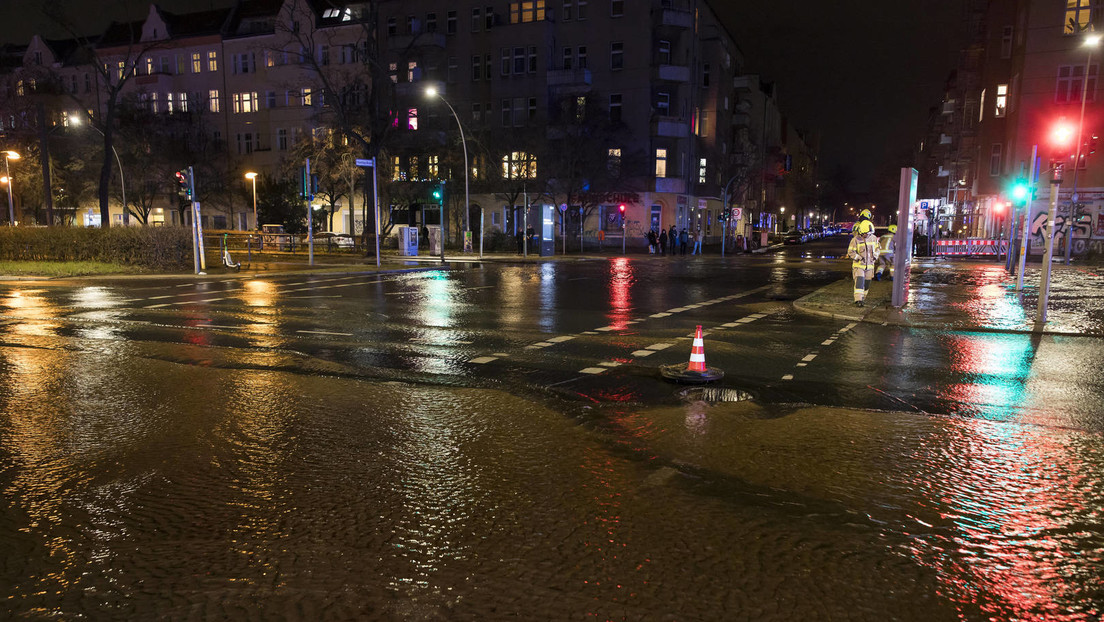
[2,352,1101,620]
[1,252,1103,619]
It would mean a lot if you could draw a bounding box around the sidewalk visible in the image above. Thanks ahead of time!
[795,258,1104,337]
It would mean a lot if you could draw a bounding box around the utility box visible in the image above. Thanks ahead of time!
[397,225,418,256]
[426,225,442,256]
[539,204,555,256]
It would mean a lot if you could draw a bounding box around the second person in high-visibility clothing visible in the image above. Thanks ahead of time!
[875,224,897,281]
[847,220,879,307]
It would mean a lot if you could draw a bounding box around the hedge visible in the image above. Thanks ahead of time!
[0,226,194,271]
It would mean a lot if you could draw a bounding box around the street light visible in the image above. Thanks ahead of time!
[425,85,475,258]
[245,172,258,230]
[70,115,126,225]
[2,150,19,225]
[1063,33,1102,264]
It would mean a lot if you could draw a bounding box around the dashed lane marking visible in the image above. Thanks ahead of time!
[647,343,675,351]
[547,335,575,343]
[297,330,354,336]
[470,356,499,364]
[579,367,608,374]
[632,350,655,357]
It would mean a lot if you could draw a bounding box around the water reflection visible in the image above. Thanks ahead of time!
[607,258,635,330]
[2,289,62,337]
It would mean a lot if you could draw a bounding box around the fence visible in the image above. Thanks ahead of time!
[932,239,1009,257]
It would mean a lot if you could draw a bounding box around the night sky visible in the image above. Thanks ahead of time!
[1,0,970,192]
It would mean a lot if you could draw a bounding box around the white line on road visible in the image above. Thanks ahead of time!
[470,356,499,364]
[297,330,354,336]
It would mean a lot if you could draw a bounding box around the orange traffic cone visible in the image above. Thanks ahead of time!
[688,325,706,372]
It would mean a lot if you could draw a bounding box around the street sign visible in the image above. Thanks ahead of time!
[355,158,375,167]
[732,207,742,220]
[559,203,567,212]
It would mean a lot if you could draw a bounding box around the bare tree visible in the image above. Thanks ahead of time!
[44,0,167,227]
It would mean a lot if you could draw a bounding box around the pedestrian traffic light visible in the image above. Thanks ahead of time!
[994,201,1010,215]
[431,182,443,202]
[174,169,192,200]
[618,203,626,214]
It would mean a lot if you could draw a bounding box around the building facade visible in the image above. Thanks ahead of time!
[0,0,815,248]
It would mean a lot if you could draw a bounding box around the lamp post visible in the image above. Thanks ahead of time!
[2,151,20,225]
[1064,33,1102,264]
[245,172,258,230]
[426,86,475,258]
[71,116,126,225]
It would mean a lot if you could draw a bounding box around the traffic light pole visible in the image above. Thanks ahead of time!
[1035,165,1062,331]
[1015,145,1038,292]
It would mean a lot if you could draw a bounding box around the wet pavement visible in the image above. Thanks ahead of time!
[1,247,1103,620]
[795,256,1104,336]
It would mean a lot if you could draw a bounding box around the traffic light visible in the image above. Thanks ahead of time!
[994,201,1010,215]
[1051,121,1076,150]
[432,183,443,202]
[1010,177,1030,204]
[174,169,192,200]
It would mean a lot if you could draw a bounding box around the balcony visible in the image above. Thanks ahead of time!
[655,177,686,194]
[546,68,592,92]
[659,9,692,28]
[732,75,755,93]
[653,116,689,138]
[657,64,690,82]
[387,31,447,51]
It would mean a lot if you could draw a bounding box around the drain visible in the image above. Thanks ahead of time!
[681,386,755,403]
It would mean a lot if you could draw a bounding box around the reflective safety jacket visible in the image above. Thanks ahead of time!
[878,233,895,256]
[847,233,879,270]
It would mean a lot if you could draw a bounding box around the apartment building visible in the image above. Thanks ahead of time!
[921,0,1104,257]
[0,0,812,246]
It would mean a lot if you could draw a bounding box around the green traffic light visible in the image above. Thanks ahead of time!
[1011,179,1029,203]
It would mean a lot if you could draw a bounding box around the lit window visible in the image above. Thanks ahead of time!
[995,84,1008,117]
[607,148,621,175]
[655,148,668,178]
[192,52,202,73]
[407,108,418,130]
[699,158,707,183]
[1065,0,1093,35]
[509,1,545,23]
[502,151,537,179]
[428,154,439,177]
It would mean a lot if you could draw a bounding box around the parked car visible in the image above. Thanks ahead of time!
[783,229,805,244]
[314,232,356,249]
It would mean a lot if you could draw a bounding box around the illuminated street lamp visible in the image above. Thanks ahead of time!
[425,85,475,258]
[245,172,258,229]
[2,150,19,225]
[1063,33,1103,264]
[70,115,126,225]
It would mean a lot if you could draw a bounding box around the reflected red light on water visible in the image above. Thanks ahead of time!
[607,258,634,331]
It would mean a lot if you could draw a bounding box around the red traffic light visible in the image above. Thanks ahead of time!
[1051,121,1076,148]
[994,201,1010,214]
[618,203,626,213]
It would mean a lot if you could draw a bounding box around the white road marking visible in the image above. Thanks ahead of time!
[599,361,621,367]
[650,313,671,318]
[547,335,575,343]
[821,339,836,346]
[470,356,499,364]
[579,367,608,374]
[802,354,817,362]
[632,350,655,357]
[647,343,674,351]
[297,330,353,336]
[782,374,794,381]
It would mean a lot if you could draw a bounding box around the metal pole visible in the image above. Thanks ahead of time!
[251,177,257,230]
[1065,45,1095,264]
[621,212,626,255]
[1036,167,1062,330]
[721,185,728,258]
[439,182,445,264]
[306,158,314,267]
[1016,145,1038,291]
[523,186,528,259]
[373,159,380,267]
[3,156,13,225]
[479,208,484,259]
[112,146,126,226]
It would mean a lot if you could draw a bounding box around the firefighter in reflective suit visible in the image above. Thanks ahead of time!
[847,220,879,307]
[875,224,897,281]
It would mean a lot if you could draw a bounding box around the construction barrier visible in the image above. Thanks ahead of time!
[933,239,1009,257]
